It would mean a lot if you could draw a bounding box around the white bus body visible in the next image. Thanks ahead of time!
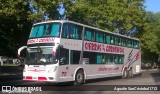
[22,20,141,84]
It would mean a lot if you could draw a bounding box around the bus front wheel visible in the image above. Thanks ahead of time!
[74,70,84,85]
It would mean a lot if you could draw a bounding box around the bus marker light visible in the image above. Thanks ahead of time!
[26,76,32,80]
[38,77,47,81]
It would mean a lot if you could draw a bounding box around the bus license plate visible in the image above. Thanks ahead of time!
[33,77,37,80]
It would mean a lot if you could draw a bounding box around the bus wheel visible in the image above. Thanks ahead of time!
[122,69,128,79]
[74,70,84,85]
[128,68,133,78]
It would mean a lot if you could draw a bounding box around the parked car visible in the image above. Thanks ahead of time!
[0,56,8,65]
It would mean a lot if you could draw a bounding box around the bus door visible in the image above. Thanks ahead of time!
[58,48,70,81]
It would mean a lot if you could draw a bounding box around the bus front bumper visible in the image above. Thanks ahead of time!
[23,72,58,82]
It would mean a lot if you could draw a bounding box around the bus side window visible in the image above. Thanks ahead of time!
[62,23,69,38]
[127,40,133,48]
[133,41,136,48]
[96,54,103,64]
[124,38,127,47]
[119,37,121,46]
[70,50,81,64]
[59,48,69,65]
[116,55,124,64]
[114,36,118,45]
[111,36,114,45]
[95,31,99,42]
[131,40,133,48]
[114,55,119,64]
[137,41,140,48]
[95,31,104,43]
[134,41,139,49]
[106,34,111,44]
[85,28,95,41]
[106,54,111,63]
[69,24,83,39]
[69,24,74,38]
[115,55,125,64]
[121,38,124,46]
[76,25,83,39]
[111,55,114,63]
[120,55,124,64]
[83,52,96,64]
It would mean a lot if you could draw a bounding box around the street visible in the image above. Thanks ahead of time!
[0,69,160,94]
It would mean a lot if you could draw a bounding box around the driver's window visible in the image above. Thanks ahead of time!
[59,48,69,65]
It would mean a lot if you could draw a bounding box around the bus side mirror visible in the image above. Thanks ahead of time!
[57,43,63,48]
[18,46,27,57]
[59,44,63,48]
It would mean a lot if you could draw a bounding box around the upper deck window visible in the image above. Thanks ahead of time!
[106,34,111,44]
[85,28,95,41]
[95,31,104,43]
[29,23,61,38]
[133,41,140,48]
[62,23,82,39]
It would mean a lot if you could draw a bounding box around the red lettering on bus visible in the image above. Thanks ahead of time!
[114,67,119,70]
[106,45,124,54]
[84,42,124,54]
[89,43,91,50]
[85,42,88,50]
[27,39,35,44]
[61,71,67,76]
[41,38,54,43]
[85,42,102,51]
[27,38,55,44]
[98,67,114,71]
[91,43,95,50]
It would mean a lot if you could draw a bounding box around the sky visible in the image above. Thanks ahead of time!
[144,0,160,13]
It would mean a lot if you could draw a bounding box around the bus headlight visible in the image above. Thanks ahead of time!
[48,66,57,73]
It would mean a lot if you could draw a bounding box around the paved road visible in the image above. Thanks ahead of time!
[0,69,160,94]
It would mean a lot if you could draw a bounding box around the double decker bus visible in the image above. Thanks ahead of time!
[18,20,141,85]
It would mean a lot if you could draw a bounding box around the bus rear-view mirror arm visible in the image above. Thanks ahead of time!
[18,46,27,57]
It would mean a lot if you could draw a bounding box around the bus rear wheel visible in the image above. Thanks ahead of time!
[128,68,133,78]
[122,69,128,79]
[74,70,84,85]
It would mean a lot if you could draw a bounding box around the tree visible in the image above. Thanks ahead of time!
[63,0,146,35]
[0,0,65,57]
[0,0,32,57]
[140,11,160,65]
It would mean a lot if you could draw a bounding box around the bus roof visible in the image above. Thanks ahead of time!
[33,20,139,41]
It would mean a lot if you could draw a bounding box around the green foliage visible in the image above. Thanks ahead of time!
[63,0,146,33]
[0,0,32,57]
[1,0,159,64]
[0,0,62,57]
[140,11,160,63]
[32,0,60,20]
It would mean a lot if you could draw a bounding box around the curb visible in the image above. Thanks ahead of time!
[0,73,23,81]
[141,69,160,71]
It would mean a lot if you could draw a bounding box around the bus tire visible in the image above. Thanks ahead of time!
[74,70,84,85]
[128,68,133,78]
[122,68,128,79]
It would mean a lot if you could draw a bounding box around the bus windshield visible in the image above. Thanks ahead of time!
[29,22,61,38]
[26,47,58,65]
